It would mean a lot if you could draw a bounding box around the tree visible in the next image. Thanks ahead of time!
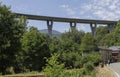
[55,39,82,68]
[49,36,61,54]
[80,33,98,53]
[0,4,26,74]
[100,22,120,46]
[49,29,84,68]
[62,29,85,44]
[95,26,109,45]
[21,27,50,71]
[49,35,82,68]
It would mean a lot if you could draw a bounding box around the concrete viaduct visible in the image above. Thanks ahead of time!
[15,13,118,37]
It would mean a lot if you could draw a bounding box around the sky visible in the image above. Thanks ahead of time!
[1,0,120,33]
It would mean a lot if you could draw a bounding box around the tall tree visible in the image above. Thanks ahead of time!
[62,29,85,44]
[21,27,50,71]
[0,4,26,74]
[80,33,98,53]
[95,26,109,45]
[100,22,120,46]
[49,36,61,54]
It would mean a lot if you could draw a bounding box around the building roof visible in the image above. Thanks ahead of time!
[99,46,120,52]
[109,46,120,51]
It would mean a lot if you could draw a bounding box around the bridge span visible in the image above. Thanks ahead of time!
[15,13,118,37]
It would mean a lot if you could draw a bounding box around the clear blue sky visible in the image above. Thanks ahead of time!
[1,0,120,32]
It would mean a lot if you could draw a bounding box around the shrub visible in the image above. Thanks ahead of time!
[65,70,83,77]
[5,66,15,74]
[43,54,65,77]
[84,62,94,75]
[60,52,82,68]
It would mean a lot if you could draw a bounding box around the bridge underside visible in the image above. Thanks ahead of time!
[15,13,118,37]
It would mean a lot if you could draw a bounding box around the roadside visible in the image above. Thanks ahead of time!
[96,65,115,77]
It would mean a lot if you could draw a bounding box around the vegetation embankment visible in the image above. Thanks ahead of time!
[1,2,120,77]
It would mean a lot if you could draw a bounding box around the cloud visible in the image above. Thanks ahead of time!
[60,4,76,16]
[82,0,120,20]
[60,0,120,32]
[60,0,120,21]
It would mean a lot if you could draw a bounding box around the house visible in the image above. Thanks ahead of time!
[109,46,120,61]
[99,46,120,62]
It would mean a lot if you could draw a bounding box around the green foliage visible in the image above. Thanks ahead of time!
[21,27,50,71]
[49,31,101,71]
[59,39,80,53]
[83,62,94,74]
[43,54,91,77]
[95,26,109,45]
[100,22,120,46]
[49,36,61,53]
[80,33,98,53]
[65,70,84,77]
[81,52,101,66]
[43,54,65,77]
[54,38,82,68]
[43,53,96,77]
[0,4,26,74]
[49,35,82,68]
[60,52,82,68]
[62,29,85,44]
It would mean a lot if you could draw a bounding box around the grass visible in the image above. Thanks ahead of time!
[1,71,43,77]
[1,66,113,77]
[96,65,115,77]
[1,69,95,77]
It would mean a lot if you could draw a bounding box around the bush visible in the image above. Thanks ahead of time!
[59,52,82,68]
[84,62,94,74]
[5,66,15,74]
[65,70,83,77]
[43,54,65,77]
[43,54,85,77]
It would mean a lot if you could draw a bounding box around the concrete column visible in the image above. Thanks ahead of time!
[90,23,97,37]
[107,24,115,32]
[70,22,76,31]
[47,20,53,38]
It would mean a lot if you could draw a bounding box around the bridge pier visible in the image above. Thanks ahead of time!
[107,24,115,32]
[47,20,53,38]
[90,23,97,37]
[70,22,76,31]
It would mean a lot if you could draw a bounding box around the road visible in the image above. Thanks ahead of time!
[109,62,120,77]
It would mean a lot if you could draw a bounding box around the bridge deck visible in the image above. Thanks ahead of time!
[15,13,118,24]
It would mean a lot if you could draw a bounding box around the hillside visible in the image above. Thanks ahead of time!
[39,29,61,38]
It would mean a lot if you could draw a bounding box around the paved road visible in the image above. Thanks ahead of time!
[109,62,120,77]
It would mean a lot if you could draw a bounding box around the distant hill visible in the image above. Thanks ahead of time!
[39,29,61,38]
